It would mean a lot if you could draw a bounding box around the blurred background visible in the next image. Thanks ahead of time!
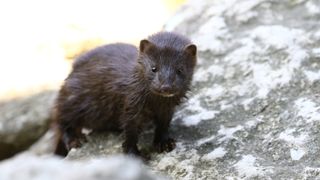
[0,0,186,101]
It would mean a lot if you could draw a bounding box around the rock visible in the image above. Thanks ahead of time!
[0,91,56,160]
[0,153,165,180]
[66,0,320,179]
[27,129,57,156]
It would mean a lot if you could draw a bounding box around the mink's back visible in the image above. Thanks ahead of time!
[56,43,138,131]
[70,43,138,92]
[73,43,137,70]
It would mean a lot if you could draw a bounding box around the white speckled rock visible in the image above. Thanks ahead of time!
[66,0,320,179]
[0,153,165,180]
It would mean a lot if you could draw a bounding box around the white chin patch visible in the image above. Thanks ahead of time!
[161,94,175,97]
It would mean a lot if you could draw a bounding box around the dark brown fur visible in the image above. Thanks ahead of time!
[53,32,197,157]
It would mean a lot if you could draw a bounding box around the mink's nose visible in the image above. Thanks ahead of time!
[160,84,173,94]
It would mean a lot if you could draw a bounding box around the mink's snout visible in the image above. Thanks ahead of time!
[160,84,174,93]
[152,83,176,97]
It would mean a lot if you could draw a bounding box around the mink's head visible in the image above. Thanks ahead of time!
[137,32,197,98]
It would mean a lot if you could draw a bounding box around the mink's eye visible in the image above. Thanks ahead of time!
[151,67,157,72]
[177,68,183,75]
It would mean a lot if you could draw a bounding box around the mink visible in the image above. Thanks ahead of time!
[53,32,197,157]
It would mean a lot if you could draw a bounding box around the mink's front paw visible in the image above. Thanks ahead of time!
[154,137,176,153]
[122,143,151,161]
[122,142,141,155]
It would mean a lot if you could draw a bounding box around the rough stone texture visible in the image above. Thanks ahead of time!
[0,153,165,180]
[67,0,320,179]
[27,129,57,156]
[0,91,56,160]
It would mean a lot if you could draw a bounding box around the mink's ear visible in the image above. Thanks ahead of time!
[139,39,155,54]
[184,44,197,67]
[184,44,197,57]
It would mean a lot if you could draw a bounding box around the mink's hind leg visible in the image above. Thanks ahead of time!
[61,126,86,151]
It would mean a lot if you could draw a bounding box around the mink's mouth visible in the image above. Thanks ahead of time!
[161,93,175,97]
[151,89,176,98]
